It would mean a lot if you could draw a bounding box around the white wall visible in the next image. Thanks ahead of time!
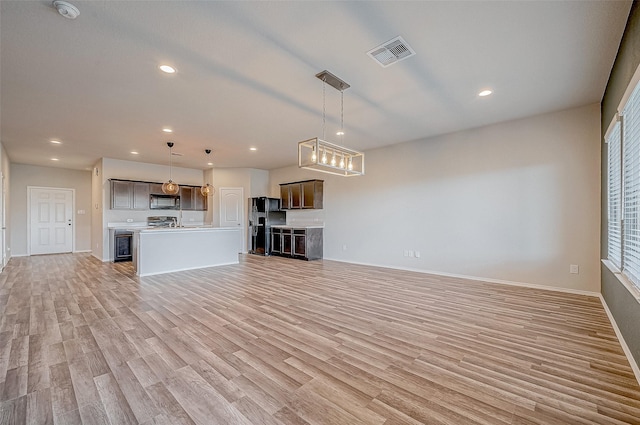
[1,144,10,265]
[91,159,104,260]
[269,104,602,292]
[10,164,92,256]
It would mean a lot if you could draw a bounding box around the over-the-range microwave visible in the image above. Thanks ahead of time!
[150,194,180,210]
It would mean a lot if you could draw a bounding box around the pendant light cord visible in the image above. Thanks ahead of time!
[340,89,344,139]
[322,76,326,141]
[169,144,173,181]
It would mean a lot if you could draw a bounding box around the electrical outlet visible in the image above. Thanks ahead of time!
[415,251,421,258]
[342,244,347,251]
[570,264,579,274]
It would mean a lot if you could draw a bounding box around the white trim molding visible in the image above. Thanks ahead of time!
[325,257,600,297]
[599,294,640,387]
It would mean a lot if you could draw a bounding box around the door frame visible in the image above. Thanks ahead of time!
[27,186,76,255]
[1,172,5,270]
[219,187,245,253]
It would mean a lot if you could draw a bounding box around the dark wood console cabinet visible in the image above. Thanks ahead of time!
[271,227,323,260]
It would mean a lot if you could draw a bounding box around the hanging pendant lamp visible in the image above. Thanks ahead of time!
[200,184,214,196]
[298,70,364,176]
[162,142,180,195]
[200,149,215,196]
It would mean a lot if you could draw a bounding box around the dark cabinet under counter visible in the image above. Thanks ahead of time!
[271,227,323,260]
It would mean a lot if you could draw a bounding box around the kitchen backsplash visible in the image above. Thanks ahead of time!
[106,209,207,226]
[285,209,325,227]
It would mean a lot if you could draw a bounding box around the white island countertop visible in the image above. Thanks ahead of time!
[131,226,241,276]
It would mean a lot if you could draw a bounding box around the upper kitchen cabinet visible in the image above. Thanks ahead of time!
[180,186,207,211]
[280,180,323,209]
[111,179,206,211]
[111,180,150,210]
[180,186,195,210]
[149,183,164,195]
[193,190,207,211]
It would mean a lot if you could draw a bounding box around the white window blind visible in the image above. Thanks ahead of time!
[622,82,640,286]
[607,121,622,268]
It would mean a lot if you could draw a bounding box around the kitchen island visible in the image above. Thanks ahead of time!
[130,226,241,276]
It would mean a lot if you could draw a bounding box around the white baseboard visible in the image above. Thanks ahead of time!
[324,257,600,297]
[598,294,640,387]
[90,252,110,262]
[73,250,92,254]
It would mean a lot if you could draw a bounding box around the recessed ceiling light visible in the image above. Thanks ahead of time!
[249,147,257,151]
[336,131,345,136]
[478,89,493,97]
[131,151,139,155]
[51,158,59,161]
[162,128,173,133]
[207,162,213,166]
[50,140,62,144]
[159,65,176,74]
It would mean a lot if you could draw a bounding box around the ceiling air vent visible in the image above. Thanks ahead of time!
[367,36,416,68]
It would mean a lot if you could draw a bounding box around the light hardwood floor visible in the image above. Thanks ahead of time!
[0,253,639,424]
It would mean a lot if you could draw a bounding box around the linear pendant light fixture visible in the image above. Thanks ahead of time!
[298,70,364,177]
[162,142,180,195]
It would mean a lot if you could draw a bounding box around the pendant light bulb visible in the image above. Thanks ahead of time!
[321,148,327,164]
[162,142,180,195]
[311,146,317,162]
[348,156,353,170]
[200,183,215,197]
[339,154,345,169]
[330,151,337,167]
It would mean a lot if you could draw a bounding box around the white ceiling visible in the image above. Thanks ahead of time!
[0,1,632,171]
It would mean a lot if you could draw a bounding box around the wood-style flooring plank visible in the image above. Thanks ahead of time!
[0,253,639,424]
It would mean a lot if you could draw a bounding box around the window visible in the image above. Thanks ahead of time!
[608,75,640,288]
[607,121,622,268]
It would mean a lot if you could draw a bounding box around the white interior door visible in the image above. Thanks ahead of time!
[29,187,74,255]
[219,187,244,253]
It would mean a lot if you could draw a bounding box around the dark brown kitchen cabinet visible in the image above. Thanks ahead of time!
[111,180,132,209]
[180,186,195,210]
[180,186,207,211]
[111,179,207,211]
[280,186,290,209]
[194,190,207,211]
[280,179,323,210]
[111,180,149,210]
[149,183,164,195]
[271,227,322,260]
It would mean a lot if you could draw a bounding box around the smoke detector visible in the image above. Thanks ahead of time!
[367,36,416,68]
[52,1,80,19]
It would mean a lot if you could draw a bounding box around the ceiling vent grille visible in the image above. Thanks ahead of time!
[367,36,416,68]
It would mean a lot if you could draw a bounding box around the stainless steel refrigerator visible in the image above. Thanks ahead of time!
[249,197,286,255]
